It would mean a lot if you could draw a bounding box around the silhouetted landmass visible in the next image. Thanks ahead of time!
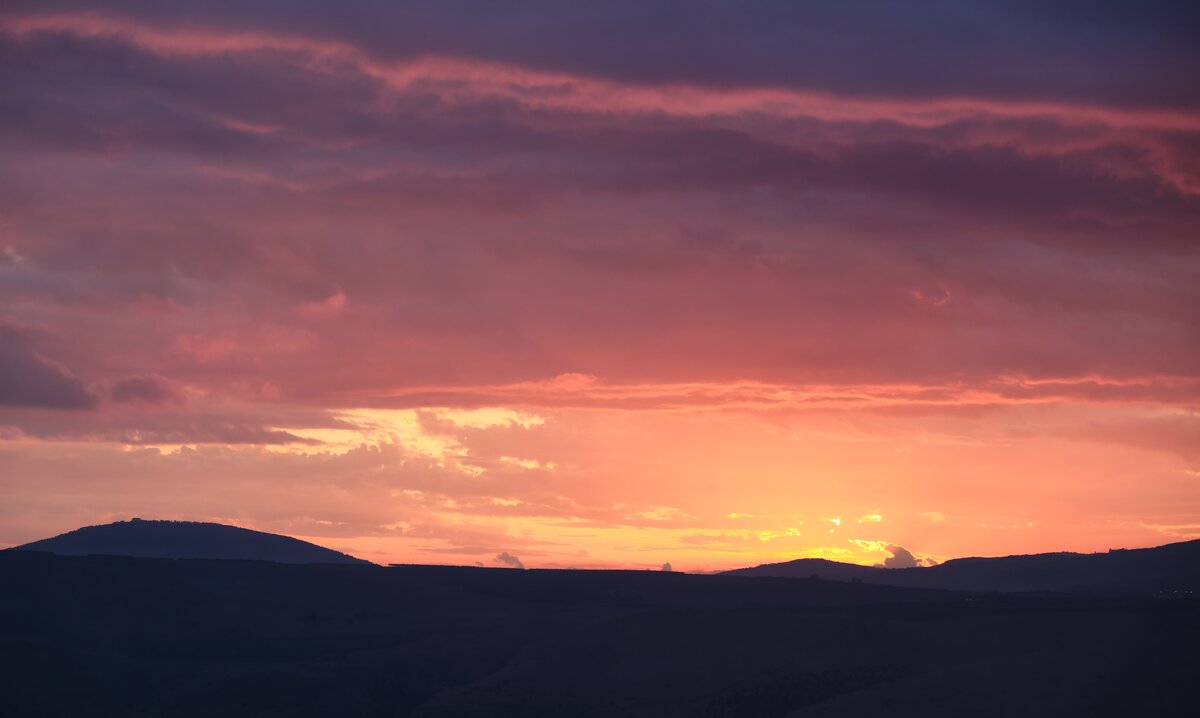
[0,551,1195,717]
[9,519,369,565]
[723,539,1200,597]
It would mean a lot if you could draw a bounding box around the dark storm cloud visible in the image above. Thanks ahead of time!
[0,1,1195,410]
[3,23,1195,244]
[4,0,1199,108]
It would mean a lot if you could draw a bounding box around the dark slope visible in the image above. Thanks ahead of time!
[722,558,881,583]
[0,551,1195,717]
[10,519,369,565]
[724,539,1200,596]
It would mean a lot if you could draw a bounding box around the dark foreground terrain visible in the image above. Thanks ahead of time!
[1,552,1195,717]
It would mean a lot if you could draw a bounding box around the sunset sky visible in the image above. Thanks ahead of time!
[1,1,1197,570]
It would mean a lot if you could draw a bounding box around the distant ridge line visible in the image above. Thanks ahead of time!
[722,538,1200,596]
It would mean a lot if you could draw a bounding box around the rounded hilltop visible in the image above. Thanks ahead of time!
[11,519,371,565]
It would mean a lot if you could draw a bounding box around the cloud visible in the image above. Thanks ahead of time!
[2,67,1196,405]
[5,3,1200,109]
[0,402,326,445]
[371,376,1200,415]
[854,541,938,569]
[1140,522,1200,540]
[881,544,919,569]
[0,1,1196,571]
[629,506,691,522]
[494,551,525,569]
[109,375,187,406]
[0,324,95,409]
[1065,413,1200,462]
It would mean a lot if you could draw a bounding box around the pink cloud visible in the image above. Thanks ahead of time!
[0,2,1196,568]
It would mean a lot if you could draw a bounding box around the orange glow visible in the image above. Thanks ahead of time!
[0,6,1196,571]
[2,397,1195,570]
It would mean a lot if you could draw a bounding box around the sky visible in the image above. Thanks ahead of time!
[1,1,1198,570]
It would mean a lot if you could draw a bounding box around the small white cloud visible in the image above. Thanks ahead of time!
[850,538,889,553]
[627,506,692,522]
[852,540,935,569]
[882,544,918,569]
[500,455,556,470]
[494,551,524,569]
[920,511,945,523]
[437,408,545,430]
[756,527,802,542]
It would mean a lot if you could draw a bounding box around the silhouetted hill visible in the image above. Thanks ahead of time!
[0,552,1194,717]
[724,539,1200,596]
[9,519,369,565]
[722,558,881,583]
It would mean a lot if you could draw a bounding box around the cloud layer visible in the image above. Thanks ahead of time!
[0,2,1196,568]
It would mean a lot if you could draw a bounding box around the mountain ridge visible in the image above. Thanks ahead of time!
[723,538,1200,596]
